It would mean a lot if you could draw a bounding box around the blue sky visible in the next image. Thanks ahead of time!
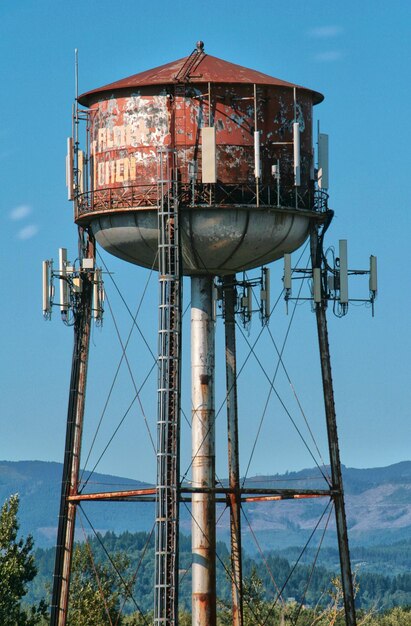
[1,1,410,484]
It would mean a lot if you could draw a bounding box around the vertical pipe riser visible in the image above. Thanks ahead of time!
[191,276,216,626]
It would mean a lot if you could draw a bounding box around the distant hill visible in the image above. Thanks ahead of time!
[1,460,411,550]
[0,460,153,547]
[231,461,411,550]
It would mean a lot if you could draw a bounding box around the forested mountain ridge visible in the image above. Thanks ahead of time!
[1,459,411,550]
[28,531,411,613]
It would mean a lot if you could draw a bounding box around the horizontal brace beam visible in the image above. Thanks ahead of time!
[286,297,373,304]
[68,487,156,501]
[242,494,329,502]
[67,487,333,503]
[180,487,332,496]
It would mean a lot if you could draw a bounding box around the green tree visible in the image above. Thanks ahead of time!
[307,576,376,626]
[377,607,411,626]
[217,568,284,626]
[68,542,134,626]
[0,494,47,626]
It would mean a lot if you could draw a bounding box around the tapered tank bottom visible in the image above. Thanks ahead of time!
[90,206,310,275]
[191,276,216,626]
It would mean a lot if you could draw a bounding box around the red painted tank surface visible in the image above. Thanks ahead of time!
[75,46,325,275]
[85,85,313,190]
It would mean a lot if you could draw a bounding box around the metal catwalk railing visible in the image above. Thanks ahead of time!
[75,182,328,218]
[154,148,182,626]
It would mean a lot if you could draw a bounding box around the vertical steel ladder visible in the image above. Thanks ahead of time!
[154,148,182,626]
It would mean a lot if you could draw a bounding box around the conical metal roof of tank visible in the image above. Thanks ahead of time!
[78,42,324,106]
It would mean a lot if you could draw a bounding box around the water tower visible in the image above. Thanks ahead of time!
[49,43,359,626]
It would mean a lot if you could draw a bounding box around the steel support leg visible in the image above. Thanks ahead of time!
[310,226,357,626]
[223,276,243,626]
[50,238,93,626]
[191,276,216,626]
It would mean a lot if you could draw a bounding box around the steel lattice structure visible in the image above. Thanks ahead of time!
[155,149,182,626]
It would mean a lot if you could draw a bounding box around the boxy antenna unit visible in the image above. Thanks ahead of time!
[293,87,301,188]
[240,284,252,325]
[260,267,270,322]
[93,269,105,325]
[313,268,322,303]
[293,122,301,187]
[338,239,348,305]
[369,255,377,295]
[283,253,292,293]
[201,127,217,184]
[59,248,69,316]
[215,268,272,327]
[283,242,378,316]
[42,248,104,324]
[254,131,261,179]
[318,132,329,190]
[77,149,85,194]
[42,260,53,319]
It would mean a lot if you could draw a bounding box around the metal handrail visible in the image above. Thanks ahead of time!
[75,182,328,219]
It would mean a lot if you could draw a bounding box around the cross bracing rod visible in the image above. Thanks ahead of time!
[50,234,94,626]
[154,148,182,626]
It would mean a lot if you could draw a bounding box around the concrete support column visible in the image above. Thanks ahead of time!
[191,276,216,626]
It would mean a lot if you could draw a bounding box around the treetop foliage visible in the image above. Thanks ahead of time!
[0,494,47,626]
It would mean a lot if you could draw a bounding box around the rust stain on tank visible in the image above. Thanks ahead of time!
[85,85,315,191]
[79,53,323,104]
[77,50,323,224]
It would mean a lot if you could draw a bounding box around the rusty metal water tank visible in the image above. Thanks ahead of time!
[76,43,325,275]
